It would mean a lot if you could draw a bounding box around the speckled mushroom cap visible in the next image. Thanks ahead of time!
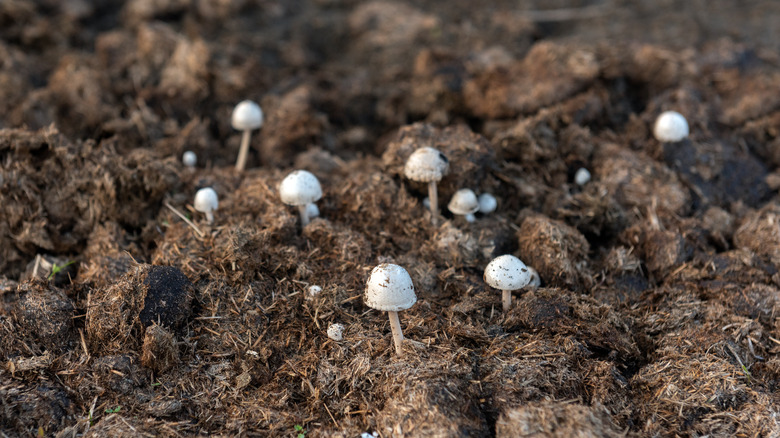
[653,111,689,142]
[364,263,417,312]
[448,189,480,215]
[279,170,322,206]
[231,100,264,131]
[484,255,532,290]
[403,146,449,182]
[194,187,218,213]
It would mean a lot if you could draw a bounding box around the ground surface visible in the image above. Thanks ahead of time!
[3,0,780,437]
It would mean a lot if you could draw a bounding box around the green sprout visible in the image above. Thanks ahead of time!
[294,424,306,438]
[105,406,121,414]
[48,260,75,280]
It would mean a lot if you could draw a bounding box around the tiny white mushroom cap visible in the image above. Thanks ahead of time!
[574,167,591,186]
[484,255,532,290]
[279,170,323,206]
[527,266,541,288]
[182,151,197,167]
[364,263,417,312]
[231,100,264,131]
[194,187,218,214]
[306,203,320,219]
[478,193,497,214]
[327,323,345,341]
[448,188,480,215]
[404,146,449,182]
[653,111,689,142]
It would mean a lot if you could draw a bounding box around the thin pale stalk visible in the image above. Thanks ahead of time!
[235,130,252,172]
[388,310,404,356]
[205,211,214,224]
[502,290,512,312]
[298,204,310,227]
[428,181,439,225]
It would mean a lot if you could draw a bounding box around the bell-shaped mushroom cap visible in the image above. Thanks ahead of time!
[484,255,532,290]
[478,193,497,214]
[448,189,480,215]
[364,263,417,311]
[231,100,264,131]
[279,170,323,206]
[403,146,449,182]
[194,187,218,213]
[653,111,689,142]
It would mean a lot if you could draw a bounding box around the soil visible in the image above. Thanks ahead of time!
[3,0,780,437]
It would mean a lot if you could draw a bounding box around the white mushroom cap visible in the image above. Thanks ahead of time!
[574,167,591,186]
[327,323,345,341]
[194,187,218,213]
[527,266,541,288]
[182,151,197,167]
[404,147,449,182]
[484,255,532,291]
[364,263,417,312]
[306,203,320,219]
[231,100,264,131]
[478,193,497,214]
[279,170,322,206]
[448,188,480,216]
[653,111,689,142]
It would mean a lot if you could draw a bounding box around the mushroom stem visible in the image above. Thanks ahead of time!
[502,289,512,312]
[387,310,404,356]
[235,130,252,172]
[428,181,439,225]
[205,211,214,224]
[298,204,310,227]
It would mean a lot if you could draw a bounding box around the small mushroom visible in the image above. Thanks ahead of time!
[653,111,689,143]
[327,323,345,341]
[364,263,417,356]
[279,170,322,227]
[404,147,449,225]
[527,266,541,288]
[484,255,532,312]
[194,187,218,224]
[574,167,591,186]
[478,193,497,214]
[182,151,197,168]
[231,100,264,172]
[448,188,480,222]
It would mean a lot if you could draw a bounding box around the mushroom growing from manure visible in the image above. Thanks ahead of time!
[364,263,417,356]
[194,187,218,224]
[478,193,497,214]
[653,111,689,143]
[484,254,532,312]
[448,188,480,222]
[182,150,197,168]
[404,146,449,225]
[231,100,264,172]
[574,167,591,186]
[279,170,322,227]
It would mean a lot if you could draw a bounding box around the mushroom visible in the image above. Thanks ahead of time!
[327,323,345,341]
[364,263,417,356]
[231,100,264,172]
[448,188,480,222]
[653,111,689,143]
[574,167,591,186]
[404,147,449,224]
[194,187,218,224]
[527,266,541,288]
[484,255,532,312]
[182,150,197,168]
[279,170,322,227]
[478,193,497,214]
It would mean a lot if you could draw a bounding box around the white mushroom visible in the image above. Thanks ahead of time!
[527,266,541,288]
[653,111,689,143]
[404,147,449,225]
[364,263,417,356]
[279,170,322,227]
[448,188,480,222]
[306,284,322,301]
[478,193,497,214]
[484,255,532,312]
[327,323,345,341]
[194,187,219,224]
[231,100,264,172]
[182,150,197,168]
[574,167,591,186]
[306,203,320,220]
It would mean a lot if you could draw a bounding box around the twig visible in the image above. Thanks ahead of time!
[164,201,205,237]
